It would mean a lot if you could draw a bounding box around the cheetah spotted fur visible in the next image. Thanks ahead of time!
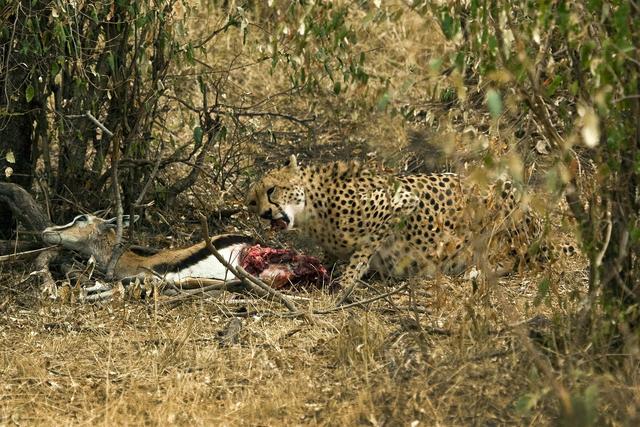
[246,155,574,289]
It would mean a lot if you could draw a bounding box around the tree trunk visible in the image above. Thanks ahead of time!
[0,183,51,234]
[0,90,35,239]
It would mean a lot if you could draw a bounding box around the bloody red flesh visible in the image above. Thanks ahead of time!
[240,245,329,289]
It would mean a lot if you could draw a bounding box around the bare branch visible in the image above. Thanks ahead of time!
[65,111,115,137]
[595,212,612,268]
[316,282,410,314]
[0,182,52,232]
[213,107,315,128]
[105,132,123,280]
[84,111,114,137]
[0,246,56,263]
[134,141,164,207]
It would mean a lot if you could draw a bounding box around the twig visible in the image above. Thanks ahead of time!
[234,266,301,311]
[0,246,56,263]
[514,326,574,419]
[335,281,359,306]
[177,281,242,294]
[213,108,315,128]
[315,282,410,314]
[105,128,123,281]
[66,111,115,137]
[209,282,410,318]
[193,18,238,49]
[84,111,114,137]
[134,141,164,207]
[173,277,241,290]
[595,211,612,268]
[160,281,244,308]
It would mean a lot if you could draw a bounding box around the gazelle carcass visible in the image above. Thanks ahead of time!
[42,214,255,283]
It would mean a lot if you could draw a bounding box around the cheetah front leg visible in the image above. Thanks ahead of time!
[335,247,376,305]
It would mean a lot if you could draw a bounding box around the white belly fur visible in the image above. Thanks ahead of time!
[163,244,247,283]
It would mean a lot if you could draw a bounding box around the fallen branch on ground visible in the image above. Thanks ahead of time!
[204,281,412,319]
[315,282,410,314]
[172,277,242,291]
[197,214,309,319]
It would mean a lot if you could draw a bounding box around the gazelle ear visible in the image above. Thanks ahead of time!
[286,154,298,172]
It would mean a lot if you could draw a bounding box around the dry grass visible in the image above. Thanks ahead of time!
[2,254,638,426]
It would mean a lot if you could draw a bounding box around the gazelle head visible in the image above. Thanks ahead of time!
[42,214,138,265]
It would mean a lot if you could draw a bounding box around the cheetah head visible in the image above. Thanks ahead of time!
[246,155,306,231]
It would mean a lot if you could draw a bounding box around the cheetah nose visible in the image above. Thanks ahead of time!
[260,209,273,220]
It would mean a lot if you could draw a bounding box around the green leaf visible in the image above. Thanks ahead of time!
[440,87,456,104]
[25,85,35,102]
[454,52,465,71]
[545,75,564,97]
[567,385,599,427]
[486,89,502,118]
[107,52,116,74]
[50,62,60,78]
[333,81,341,95]
[440,12,457,40]
[534,277,551,306]
[193,126,203,145]
[185,43,195,64]
[429,57,443,73]
[376,91,390,111]
[515,392,540,414]
[217,125,227,141]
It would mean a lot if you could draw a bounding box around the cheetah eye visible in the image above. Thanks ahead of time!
[266,187,276,197]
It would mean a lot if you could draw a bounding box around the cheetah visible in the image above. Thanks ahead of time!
[246,155,571,290]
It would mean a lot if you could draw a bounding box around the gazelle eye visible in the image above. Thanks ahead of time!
[266,187,276,197]
[248,200,257,206]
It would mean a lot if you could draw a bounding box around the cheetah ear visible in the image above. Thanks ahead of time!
[286,154,299,172]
